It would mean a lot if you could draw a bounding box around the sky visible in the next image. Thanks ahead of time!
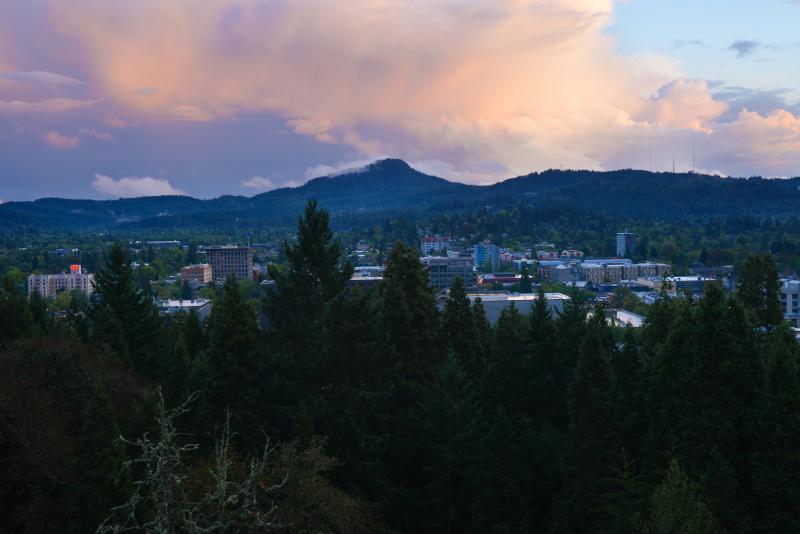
[0,0,799,201]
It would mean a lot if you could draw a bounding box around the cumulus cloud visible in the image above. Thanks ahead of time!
[241,176,275,191]
[0,98,94,113]
[286,118,335,143]
[43,130,81,150]
[636,79,728,131]
[728,40,760,58]
[0,70,83,86]
[92,174,185,197]
[1,1,799,181]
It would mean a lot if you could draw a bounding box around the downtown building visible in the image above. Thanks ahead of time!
[581,260,670,284]
[180,263,213,284]
[420,236,451,255]
[423,256,477,291]
[206,246,254,282]
[28,265,94,299]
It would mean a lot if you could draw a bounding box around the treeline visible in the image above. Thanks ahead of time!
[1,201,799,532]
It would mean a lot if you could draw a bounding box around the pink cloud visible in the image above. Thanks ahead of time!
[43,130,81,150]
[0,1,799,180]
[0,98,94,114]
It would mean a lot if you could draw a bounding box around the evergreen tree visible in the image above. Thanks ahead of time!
[613,328,645,461]
[0,275,35,347]
[441,277,481,378]
[27,289,50,334]
[470,297,492,381]
[380,241,440,390]
[737,254,783,327]
[519,266,532,293]
[202,275,265,442]
[378,241,441,529]
[264,200,353,418]
[752,327,800,531]
[527,285,561,424]
[418,352,483,533]
[88,242,162,373]
[180,280,192,300]
[181,308,206,358]
[265,199,352,357]
[562,312,617,530]
[72,380,130,533]
[483,303,528,414]
[472,406,526,533]
[762,254,783,327]
[647,460,719,534]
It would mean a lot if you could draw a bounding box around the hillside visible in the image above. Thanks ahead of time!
[1,159,799,230]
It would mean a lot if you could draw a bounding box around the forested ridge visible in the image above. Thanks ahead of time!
[1,201,799,533]
[3,159,800,231]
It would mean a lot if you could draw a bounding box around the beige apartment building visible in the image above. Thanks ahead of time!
[180,263,213,284]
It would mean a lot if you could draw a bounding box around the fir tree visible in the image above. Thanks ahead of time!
[418,352,483,533]
[88,242,162,373]
[441,277,481,377]
[72,380,130,533]
[527,285,561,425]
[647,460,719,534]
[202,275,265,443]
[563,312,618,529]
[752,327,800,531]
[0,275,34,347]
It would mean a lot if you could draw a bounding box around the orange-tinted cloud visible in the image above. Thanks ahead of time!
[43,130,81,150]
[1,0,799,182]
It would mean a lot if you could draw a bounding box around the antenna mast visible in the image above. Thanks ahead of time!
[692,131,696,173]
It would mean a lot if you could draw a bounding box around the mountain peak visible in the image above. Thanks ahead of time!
[366,158,413,172]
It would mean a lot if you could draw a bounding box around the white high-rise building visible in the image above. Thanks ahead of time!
[28,265,94,299]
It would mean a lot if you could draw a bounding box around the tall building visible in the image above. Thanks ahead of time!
[28,264,94,299]
[474,242,500,271]
[420,236,450,255]
[780,279,800,327]
[423,256,476,290]
[616,232,636,258]
[206,246,254,282]
[180,263,212,284]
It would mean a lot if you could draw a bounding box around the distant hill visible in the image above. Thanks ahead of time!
[1,158,799,230]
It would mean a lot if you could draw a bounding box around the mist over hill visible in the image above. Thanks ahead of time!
[2,159,799,231]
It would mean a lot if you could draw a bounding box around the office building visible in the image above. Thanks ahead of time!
[541,263,577,284]
[474,242,500,271]
[616,232,637,258]
[780,279,800,327]
[666,276,721,297]
[423,256,477,290]
[581,261,670,284]
[420,236,450,255]
[28,265,95,299]
[206,246,254,282]
[180,263,212,284]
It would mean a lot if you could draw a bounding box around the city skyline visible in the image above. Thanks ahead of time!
[1,0,799,201]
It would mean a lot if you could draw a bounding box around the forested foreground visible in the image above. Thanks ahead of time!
[2,202,800,533]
